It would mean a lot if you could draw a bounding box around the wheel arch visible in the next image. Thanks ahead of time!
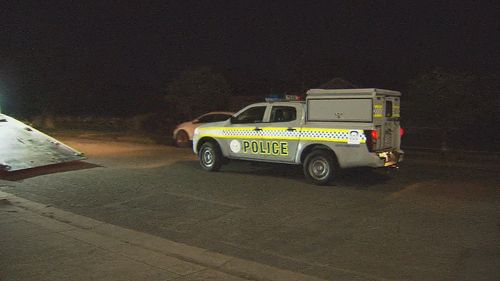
[300,144,339,166]
[174,129,191,139]
[196,136,222,153]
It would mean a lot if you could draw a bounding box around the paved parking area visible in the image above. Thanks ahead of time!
[1,138,498,281]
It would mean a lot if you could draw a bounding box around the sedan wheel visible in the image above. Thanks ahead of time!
[175,130,190,147]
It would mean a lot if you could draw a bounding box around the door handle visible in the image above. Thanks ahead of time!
[254,128,263,131]
[287,128,296,131]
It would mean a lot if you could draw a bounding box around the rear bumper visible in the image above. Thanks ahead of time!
[377,150,404,167]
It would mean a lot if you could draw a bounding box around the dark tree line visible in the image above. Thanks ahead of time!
[404,69,499,150]
[3,65,498,150]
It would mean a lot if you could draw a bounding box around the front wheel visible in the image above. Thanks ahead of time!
[303,150,336,185]
[198,142,223,171]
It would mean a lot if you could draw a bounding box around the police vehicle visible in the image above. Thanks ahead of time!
[192,88,404,185]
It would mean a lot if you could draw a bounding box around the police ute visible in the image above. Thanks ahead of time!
[192,88,404,185]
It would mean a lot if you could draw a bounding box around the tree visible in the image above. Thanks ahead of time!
[406,69,498,150]
[165,67,232,120]
[406,69,480,129]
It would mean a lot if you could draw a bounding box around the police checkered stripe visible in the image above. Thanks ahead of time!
[199,127,366,143]
[222,129,257,137]
[300,130,348,139]
[256,130,301,138]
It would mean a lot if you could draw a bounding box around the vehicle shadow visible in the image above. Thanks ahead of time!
[0,161,101,181]
[176,159,394,187]
[336,167,394,186]
[226,160,306,181]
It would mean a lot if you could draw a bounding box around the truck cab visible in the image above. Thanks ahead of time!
[193,88,404,185]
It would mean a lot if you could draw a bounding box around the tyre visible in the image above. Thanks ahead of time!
[303,149,336,185]
[174,130,190,147]
[198,142,223,171]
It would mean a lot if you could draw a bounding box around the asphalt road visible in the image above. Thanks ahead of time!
[1,137,498,281]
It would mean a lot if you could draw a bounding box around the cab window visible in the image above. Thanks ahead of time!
[270,106,296,122]
[232,106,266,124]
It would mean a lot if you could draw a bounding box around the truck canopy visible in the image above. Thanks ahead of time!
[305,88,402,152]
[305,88,401,123]
[306,88,401,98]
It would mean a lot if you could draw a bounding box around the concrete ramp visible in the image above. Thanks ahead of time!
[0,114,85,171]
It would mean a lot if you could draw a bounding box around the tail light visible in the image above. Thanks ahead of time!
[399,127,405,137]
[364,129,378,152]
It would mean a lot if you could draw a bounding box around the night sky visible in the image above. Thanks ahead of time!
[0,1,498,115]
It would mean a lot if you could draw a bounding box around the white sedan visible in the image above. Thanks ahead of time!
[172,112,233,147]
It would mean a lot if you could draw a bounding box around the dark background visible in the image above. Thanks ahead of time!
[0,1,499,149]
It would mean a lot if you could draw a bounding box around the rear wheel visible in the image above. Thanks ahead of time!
[174,130,190,147]
[303,150,336,185]
[199,142,223,171]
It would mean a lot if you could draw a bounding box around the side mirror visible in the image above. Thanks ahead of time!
[192,119,200,124]
[230,116,237,124]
